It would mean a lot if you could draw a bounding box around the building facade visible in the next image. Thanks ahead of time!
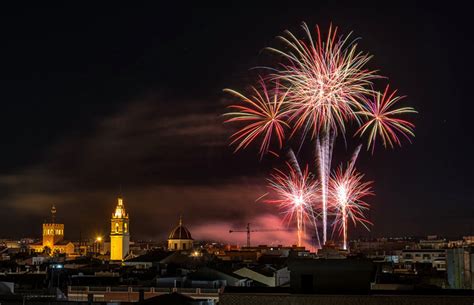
[110,197,130,261]
[399,249,447,271]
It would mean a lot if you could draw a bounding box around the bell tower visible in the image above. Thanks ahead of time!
[43,205,64,249]
[110,197,130,261]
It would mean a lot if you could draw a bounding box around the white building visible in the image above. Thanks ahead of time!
[233,266,290,287]
[399,249,446,271]
[418,235,447,249]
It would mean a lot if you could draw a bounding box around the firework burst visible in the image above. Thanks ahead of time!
[224,79,291,158]
[265,161,319,247]
[330,164,373,250]
[268,23,378,137]
[356,85,417,153]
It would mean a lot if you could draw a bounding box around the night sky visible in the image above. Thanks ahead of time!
[0,4,472,244]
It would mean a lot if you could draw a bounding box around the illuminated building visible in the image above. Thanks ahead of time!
[30,205,74,255]
[400,249,447,271]
[167,216,193,251]
[110,197,130,261]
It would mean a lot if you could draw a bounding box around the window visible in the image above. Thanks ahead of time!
[174,243,178,250]
[115,223,119,233]
[183,243,186,250]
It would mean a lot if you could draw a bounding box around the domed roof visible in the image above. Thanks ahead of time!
[168,217,193,240]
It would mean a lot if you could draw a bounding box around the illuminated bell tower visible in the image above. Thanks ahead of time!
[43,205,64,249]
[110,197,130,261]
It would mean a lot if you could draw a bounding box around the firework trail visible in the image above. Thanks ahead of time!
[356,85,417,153]
[330,158,373,250]
[266,159,319,247]
[315,130,335,244]
[348,144,362,172]
[287,149,322,249]
[223,78,291,159]
[284,150,304,246]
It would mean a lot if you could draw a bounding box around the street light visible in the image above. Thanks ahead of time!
[96,236,102,254]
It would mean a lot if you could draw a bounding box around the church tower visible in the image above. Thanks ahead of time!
[29,205,74,255]
[43,205,64,249]
[110,197,130,261]
[43,205,64,248]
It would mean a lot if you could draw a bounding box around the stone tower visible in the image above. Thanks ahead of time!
[42,205,64,248]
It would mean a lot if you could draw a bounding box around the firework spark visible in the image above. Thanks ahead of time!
[356,85,417,153]
[224,79,291,158]
[330,163,373,250]
[265,160,319,247]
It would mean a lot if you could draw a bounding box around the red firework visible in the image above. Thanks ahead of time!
[265,162,319,246]
[329,164,374,249]
[268,23,378,138]
[356,85,417,153]
[224,78,291,158]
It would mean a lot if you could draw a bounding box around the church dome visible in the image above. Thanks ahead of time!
[168,217,193,240]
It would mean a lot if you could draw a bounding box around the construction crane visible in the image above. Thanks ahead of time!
[229,223,291,247]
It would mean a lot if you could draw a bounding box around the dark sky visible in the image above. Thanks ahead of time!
[0,4,472,244]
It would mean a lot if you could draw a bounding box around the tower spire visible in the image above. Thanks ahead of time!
[51,204,56,223]
[179,215,182,226]
[114,196,127,218]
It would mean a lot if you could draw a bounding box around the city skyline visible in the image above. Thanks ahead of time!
[0,4,472,242]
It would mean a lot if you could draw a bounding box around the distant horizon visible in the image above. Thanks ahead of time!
[2,232,473,244]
